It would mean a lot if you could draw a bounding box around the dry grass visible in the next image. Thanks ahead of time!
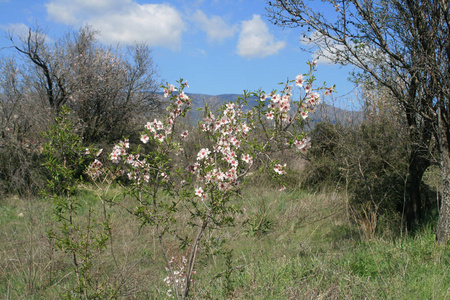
[1,183,449,299]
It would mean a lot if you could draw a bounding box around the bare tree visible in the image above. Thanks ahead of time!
[267,0,450,241]
[0,57,48,195]
[7,25,160,144]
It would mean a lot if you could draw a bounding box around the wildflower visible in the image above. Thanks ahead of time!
[155,120,164,130]
[271,94,281,103]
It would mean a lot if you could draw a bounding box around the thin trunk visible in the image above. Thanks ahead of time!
[436,98,450,243]
[406,153,429,231]
[436,150,450,242]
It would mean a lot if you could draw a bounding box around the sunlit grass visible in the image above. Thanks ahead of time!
[1,183,449,299]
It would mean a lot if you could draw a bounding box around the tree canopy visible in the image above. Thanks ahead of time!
[267,0,450,241]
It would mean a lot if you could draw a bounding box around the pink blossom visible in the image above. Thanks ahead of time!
[295,74,304,87]
[301,111,308,119]
[305,85,312,93]
[126,154,135,164]
[160,172,168,181]
[295,137,311,153]
[179,91,189,101]
[197,148,211,160]
[140,134,150,144]
[195,187,205,199]
[274,164,286,175]
[180,131,189,139]
[154,133,165,142]
[110,151,119,162]
[144,173,150,182]
[145,122,156,133]
[242,154,253,164]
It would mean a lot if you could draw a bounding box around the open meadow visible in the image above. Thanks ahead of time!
[1,181,449,299]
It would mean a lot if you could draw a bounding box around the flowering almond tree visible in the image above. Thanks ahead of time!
[87,62,331,299]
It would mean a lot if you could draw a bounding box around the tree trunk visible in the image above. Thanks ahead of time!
[436,150,450,242]
[405,153,430,231]
[436,99,450,243]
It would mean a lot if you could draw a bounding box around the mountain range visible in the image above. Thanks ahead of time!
[157,92,363,126]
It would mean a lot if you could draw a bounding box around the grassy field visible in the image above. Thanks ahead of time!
[1,184,449,299]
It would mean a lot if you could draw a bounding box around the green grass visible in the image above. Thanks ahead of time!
[1,184,449,299]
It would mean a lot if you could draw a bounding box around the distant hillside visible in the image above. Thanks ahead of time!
[157,92,362,126]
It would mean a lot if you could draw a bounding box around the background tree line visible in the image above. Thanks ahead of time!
[0,25,161,195]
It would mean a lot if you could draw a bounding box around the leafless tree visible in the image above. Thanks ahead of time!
[267,0,450,241]
[6,25,161,144]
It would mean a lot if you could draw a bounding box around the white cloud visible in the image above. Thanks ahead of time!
[300,31,354,65]
[45,0,185,49]
[193,10,237,43]
[1,23,30,38]
[236,15,285,58]
[91,4,185,49]
[1,23,53,44]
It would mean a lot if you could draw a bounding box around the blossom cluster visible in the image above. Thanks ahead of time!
[102,83,192,183]
[260,73,331,124]
[191,102,254,200]
[86,159,103,178]
[88,68,331,195]
[294,137,311,153]
[86,148,104,178]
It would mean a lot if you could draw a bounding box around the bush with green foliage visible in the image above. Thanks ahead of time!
[305,119,411,237]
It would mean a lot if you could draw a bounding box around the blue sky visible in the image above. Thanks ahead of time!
[0,0,358,109]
